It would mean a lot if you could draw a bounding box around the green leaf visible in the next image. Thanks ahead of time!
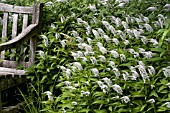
[94,109,107,113]
[117,108,128,113]
[109,106,112,112]
[168,93,170,98]
[80,78,87,82]
[150,48,165,52]
[161,79,168,85]
[147,57,164,62]
[41,75,47,83]
[140,104,147,112]
[160,90,168,94]
[157,107,167,112]
[149,90,158,97]
[159,29,169,46]
[62,92,76,97]
[61,103,72,108]
[158,85,167,92]
[79,109,90,113]
[93,92,104,97]
[92,100,106,104]
[120,62,133,66]
[52,74,59,80]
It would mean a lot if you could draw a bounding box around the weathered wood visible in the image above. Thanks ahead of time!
[0,3,43,68]
[11,13,19,60]
[29,37,36,66]
[1,12,8,60]
[0,24,37,51]
[2,102,25,113]
[0,3,33,14]
[32,3,41,24]
[1,60,29,68]
[0,67,25,76]
[0,2,43,71]
[29,3,43,66]
[0,3,43,112]
[12,13,18,39]
[20,14,28,64]
[1,60,17,68]
[22,14,28,31]
[2,13,8,42]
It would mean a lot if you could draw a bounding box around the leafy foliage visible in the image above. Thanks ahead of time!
[1,0,170,113]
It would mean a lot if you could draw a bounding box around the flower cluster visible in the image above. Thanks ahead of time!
[38,0,170,112]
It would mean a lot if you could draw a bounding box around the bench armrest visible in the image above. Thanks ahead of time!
[0,24,38,51]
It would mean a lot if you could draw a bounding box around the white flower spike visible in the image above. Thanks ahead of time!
[91,68,99,76]
[102,77,112,87]
[148,66,155,75]
[112,84,123,95]
[72,101,77,106]
[146,7,157,12]
[112,68,120,78]
[121,96,130,103]
[39,51,45,59]
[73,62,83,70]
[148,99,155,103]
[90,57,97,64]
[44,91,53,101]
[98,55,106,63]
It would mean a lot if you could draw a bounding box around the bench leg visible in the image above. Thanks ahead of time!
[0,91,2,113]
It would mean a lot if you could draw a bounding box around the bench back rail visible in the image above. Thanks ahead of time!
[0,3,43,68]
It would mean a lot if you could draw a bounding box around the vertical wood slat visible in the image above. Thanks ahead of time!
[12,13,18,39]
[29,3,39,66]
[29,37,36,66]
[20,14,28,64]
[1,12,8,59]
[22,14,28,31]
[11,13,18,61]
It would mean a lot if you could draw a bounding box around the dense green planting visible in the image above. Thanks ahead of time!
[1,0,170,113]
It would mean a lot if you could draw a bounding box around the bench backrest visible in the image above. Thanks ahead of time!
[0,3,43,68]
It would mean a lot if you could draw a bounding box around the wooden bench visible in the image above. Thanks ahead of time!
[0,2,43,112]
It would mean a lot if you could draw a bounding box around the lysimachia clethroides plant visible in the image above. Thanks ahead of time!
[30,0,170,113]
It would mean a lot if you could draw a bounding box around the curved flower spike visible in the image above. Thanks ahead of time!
[91,68,99,76]
[90,57,97,64]
[121,21,129,29]
[99,46,107,54]
[66,69,71,78]
[148,99,155,103]
[112,84,123,95]
[121,96,130,103]
[39,51,45,59]
[163,4,170,11]
[73,62,83,70]
[162,102,170,108]
[110,50,119,58]
[98,55,106,63]
[102,77,112,87]
[103,35,111,42]
[144,23,153,33]
[112,38,119,45]
[112,68,120,77]
[72,101,77,106]
[92,29,100,38]
[146,7,157,12]
[120,54,126,62]
[109,61,115,69]
[97,28,105,36]
[148,66,155,75]
[44,91,53,101]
